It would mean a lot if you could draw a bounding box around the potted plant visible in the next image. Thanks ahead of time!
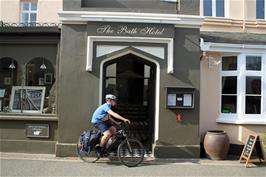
[260,133,266,160]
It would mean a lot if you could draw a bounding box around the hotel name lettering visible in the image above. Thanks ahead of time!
[97,25,165,36]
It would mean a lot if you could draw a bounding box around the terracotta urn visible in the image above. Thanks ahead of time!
[203,130,230,160]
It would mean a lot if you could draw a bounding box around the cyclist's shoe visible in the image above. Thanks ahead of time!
[101,148,108,157]
[95,145,102,157]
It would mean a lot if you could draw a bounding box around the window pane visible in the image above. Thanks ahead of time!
[221,96,236,113]
[22,2,30,11]
[30,13,36,22]
[245,96,261,114]
[222,56,237,70]
[22,13,29,23]
[30,2,37,10]
[246,76,261,94]
[222,76,237,94]
[246,56,261,71]
[216,0,225,17]
[256,0,265,19]
[204,0,212,16]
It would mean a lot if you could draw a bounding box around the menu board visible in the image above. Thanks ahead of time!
[9,86,46,113]
[239,134,264,167]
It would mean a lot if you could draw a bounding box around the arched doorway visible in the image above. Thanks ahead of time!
[102,53,157,152]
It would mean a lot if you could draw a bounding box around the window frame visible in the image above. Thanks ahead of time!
[203,0,229,18]
[20,1,37,26]
[218,54,266,124]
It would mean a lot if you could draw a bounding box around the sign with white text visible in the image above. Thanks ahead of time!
[87,22,174,38]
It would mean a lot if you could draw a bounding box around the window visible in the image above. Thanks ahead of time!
[203,0,225,17]
[21,1,37,26]
[0,57,56,114]
[256,0,266,19]
[220,55,266,124]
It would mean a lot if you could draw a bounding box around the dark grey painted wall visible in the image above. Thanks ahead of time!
[0,32,60,154]
[0,120,58,153]
[57,23,200,157]
[158,28,200,145]
[63,0,200,15]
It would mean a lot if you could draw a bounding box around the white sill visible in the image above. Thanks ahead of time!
[217,116,266,125]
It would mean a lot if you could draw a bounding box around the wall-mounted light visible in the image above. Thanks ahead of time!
[40,58,47,70]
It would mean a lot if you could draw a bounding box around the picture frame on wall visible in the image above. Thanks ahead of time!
[38,78,44,86]
[44,73,53,84]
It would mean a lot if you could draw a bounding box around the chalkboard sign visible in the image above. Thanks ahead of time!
[243,135,256,158]
[240,134,264,167]
[9,86,46,113]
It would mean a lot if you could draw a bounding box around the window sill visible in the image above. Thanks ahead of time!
[217,116,266,125]
[0,113,58,121]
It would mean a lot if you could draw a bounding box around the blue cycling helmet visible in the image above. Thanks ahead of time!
[105,94,117,100]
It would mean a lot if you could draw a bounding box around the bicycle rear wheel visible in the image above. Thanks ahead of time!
[76,137,100,163]
[117,138,144,167]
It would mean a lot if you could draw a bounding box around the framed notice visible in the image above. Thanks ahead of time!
[9,86,46,113]
[26,124,49,138]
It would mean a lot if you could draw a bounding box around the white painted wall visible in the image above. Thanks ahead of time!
[200,54,266,145]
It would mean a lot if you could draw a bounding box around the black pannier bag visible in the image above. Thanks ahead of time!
[80,130,101,153]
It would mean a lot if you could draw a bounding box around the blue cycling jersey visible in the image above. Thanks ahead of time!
[91,103,111,124]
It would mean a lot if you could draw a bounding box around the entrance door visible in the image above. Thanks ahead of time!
[103,53,156,151]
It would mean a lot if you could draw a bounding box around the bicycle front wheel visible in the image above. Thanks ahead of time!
[117,138,144,167]
[76,137,100,163]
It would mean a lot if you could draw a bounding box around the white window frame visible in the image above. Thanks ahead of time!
[20,1,37,26]
[202,0,229,18]
[218,54,266,124]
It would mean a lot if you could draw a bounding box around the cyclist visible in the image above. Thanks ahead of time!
[91,94,130,156]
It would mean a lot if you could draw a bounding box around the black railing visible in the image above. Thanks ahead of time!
[0,21,60,27]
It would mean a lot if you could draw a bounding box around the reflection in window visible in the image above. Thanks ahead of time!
[246,77,261,94]
[26,58,55,114]
[0,58,18,112]
[0,57,56,114]
[221,96,236,113]
[222,56,237,71]
[203,0,225,17]
[246,56,261,71]
[256,0,265,19]
[222,76,237,94]
[221,76,237,113]
[245,77,261,114]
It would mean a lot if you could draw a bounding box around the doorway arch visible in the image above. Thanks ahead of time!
[99,49,160,153]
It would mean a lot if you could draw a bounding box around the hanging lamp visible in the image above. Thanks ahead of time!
[40,58,47,70]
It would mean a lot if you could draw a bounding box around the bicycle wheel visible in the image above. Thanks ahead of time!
[117,138,144,167]
[76,137,100,163]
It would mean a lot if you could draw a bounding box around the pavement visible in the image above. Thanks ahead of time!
[0,152,265,177]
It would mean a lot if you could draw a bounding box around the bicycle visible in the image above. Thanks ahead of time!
[76,122,145,167]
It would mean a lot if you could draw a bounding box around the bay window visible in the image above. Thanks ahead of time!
[219,54,266,124]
